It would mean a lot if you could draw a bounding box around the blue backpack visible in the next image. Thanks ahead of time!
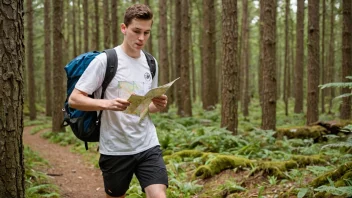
[62,49,156,150]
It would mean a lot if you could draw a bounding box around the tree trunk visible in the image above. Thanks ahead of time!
[168,0,175,105]
[27,0,36,120]
[52,0,65,132]
[94,0,100,50]
[321,0,326,113]
[294,0,305,114]
[284,0,290,116]
[190,1,196,101]
[175,0,183,116]
[180,0,192,117]
[258,0,264,108]
[44,0,52,116]
[144,0,153,54]
[0,1,25,197]
[221,0,239,134]
[72,0,77,57]
[307,0,320,125]
[327,0,336,114]
[241,0,250,117]
[83,0,89,52]
[260,0,277,130]
[201,0,218,110]
[78,0,82,53]
[158,0,170,112]
[111,0,119,46]
[104,0,110,49]
[341,0,352,119]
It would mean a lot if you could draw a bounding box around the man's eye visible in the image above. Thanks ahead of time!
[144,32,150,35]
[134,30,141,34]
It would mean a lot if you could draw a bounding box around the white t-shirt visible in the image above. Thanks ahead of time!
[75,46,160,155]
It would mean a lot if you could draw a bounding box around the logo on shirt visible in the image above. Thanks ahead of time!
[144,72,151,81]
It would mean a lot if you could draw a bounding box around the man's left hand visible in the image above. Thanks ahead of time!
[151,94,168,111]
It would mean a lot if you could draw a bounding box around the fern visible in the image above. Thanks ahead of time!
[319,76,352,101]
[319,82,352,89]
[314,185,352,196]
[321,142,352,150]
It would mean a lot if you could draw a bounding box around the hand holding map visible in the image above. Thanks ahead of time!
[124,77,180,121]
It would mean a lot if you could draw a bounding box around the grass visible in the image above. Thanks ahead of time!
[24,146,60,198]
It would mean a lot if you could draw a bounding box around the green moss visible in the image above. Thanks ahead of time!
[163,150,204,164]
[275,125,327,140]
[291,155,327,167]
[257,160,298,178]
[335,170,352,187]
[193,155,253,179]
[310,161,352,187]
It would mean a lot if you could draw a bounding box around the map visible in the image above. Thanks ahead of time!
[124,77,180,122]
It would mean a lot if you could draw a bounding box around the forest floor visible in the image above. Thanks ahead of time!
[23,126,106,198]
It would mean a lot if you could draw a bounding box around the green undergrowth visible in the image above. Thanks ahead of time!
[25,100,352,197]
[24,146,60,198]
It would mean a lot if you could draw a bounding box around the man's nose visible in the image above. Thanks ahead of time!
[138,34,145,41]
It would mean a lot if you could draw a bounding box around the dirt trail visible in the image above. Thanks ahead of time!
[23,127,106,198]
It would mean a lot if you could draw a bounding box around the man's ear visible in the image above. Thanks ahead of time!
[121,23,126,34]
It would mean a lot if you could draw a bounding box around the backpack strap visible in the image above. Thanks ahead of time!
[102,49,118,95]
[143,50,156,79]
[96,49,118,123]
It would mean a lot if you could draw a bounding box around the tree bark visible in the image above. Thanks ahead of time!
[180,0,192,116]
[83,0,89,52]
[327,0,336,114]
[144,0,153,54]
[284,0,290,116]
[307,0,320,125]
[94,0,100,50]
[175,0,183,116]
[104,0,110,49]
[241,0,250,117]
[111,0,119,46]
[52,0,65,132]
[0,1,25,197]
[78,0,82,53]
[27,0,36,120]
[321,0,326,113]
[294,0,305,114]
[44,0,52,116]
[201,0,218,110]
[341,0,352,119]
[260,0,277,130]
[158,0,169,112]
[221,0,239,134]
[72,0,77,57]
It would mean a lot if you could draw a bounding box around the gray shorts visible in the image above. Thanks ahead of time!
[99,146,168,197]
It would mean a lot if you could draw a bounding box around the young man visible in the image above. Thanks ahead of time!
[68,4,168,198]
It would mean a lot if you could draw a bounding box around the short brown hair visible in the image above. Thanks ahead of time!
[124,4,153,27]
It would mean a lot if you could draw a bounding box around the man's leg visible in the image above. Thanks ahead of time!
[135,146,168,198]
[145,184,167,198]
[99,154,136,197]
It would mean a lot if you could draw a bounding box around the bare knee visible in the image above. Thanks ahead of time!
[145,184,167,198]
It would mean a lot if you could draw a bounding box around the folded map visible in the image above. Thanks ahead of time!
[124,77,180,122]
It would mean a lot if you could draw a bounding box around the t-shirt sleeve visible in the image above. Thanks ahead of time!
[75,53,107,95]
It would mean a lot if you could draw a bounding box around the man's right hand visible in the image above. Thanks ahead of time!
[104,98,131,111]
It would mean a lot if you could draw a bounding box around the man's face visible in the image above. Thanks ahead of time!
[121,19,152,52]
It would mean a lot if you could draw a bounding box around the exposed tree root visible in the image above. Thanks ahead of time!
[274,120,352,142]
[310,161,352,188]
[164,150,327,179]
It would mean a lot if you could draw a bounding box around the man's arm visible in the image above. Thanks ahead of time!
[68,88,130,111]
[149,94,168,113]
